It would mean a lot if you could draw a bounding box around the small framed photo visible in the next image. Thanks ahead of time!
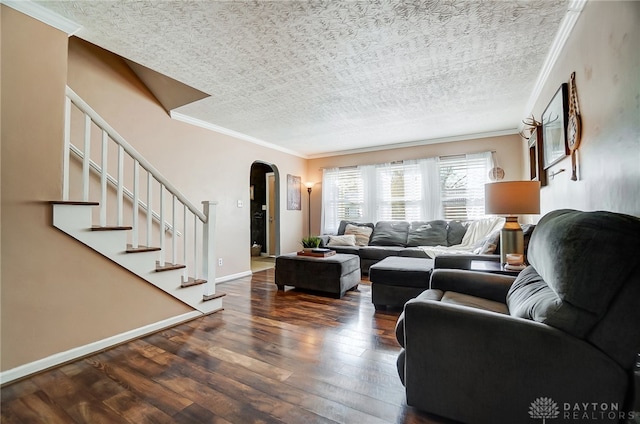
[286,174,301,210]
[542,83,569,169]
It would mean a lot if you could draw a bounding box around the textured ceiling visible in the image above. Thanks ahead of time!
[35,0,568,157]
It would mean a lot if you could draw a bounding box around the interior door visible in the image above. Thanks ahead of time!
[266,173,276,256]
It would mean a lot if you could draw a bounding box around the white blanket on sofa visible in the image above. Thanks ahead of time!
[418,216,505,258]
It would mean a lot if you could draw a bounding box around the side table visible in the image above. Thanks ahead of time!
[470,260,523,276]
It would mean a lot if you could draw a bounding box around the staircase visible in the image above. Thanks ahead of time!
[54,86,223,314]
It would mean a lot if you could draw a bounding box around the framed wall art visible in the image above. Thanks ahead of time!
[542,83,569,169]
[286,174,301,210]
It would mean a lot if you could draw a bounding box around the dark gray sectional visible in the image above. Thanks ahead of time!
[320,219,481,275]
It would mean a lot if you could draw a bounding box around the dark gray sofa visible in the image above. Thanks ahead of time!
[321,219,537,276]
[320,219,491,274]
[395,209,640,424]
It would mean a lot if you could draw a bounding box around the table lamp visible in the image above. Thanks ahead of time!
[485,181,540,263]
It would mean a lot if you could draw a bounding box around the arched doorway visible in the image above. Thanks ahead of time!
[250,162,280,272]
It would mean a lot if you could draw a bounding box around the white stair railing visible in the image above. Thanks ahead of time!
[62,86,217,298]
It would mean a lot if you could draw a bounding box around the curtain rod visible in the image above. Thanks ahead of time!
[318,149,496,170]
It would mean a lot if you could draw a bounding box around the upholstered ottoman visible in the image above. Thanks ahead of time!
[275,253,361,298]
[369,256,434,310]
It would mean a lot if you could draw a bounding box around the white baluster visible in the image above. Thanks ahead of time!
[183,204,188,281]
[159,186,165,266]
[147,173,152,247]
[117,145,124,227]
[62,97,71,201]
[82,114,91,202]
[132,160,139,248]
[193,214,198,280]
[202,201,218,297]
[172,195,177,265]
[100,130,108,227]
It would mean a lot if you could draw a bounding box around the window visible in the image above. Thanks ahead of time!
[439,152,491,220]
[376,162,422,221]
[321,152,490,234]
[321,167,364,234]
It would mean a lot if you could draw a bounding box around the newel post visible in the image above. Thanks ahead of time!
[202,201,218,297]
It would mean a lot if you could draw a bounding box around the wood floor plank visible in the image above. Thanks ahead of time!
[0,271,455,424]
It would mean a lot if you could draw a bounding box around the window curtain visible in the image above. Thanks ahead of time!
[321,152,489,233]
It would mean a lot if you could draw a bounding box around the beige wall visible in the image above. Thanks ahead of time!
[307,134,523,235]
[522,1,639,217]
[66,38,308,268]
[0,7,195,372]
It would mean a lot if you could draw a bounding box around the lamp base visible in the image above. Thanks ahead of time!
[500,217,523,264]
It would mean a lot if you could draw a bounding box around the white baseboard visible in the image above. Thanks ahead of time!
[215,270,252,284]
[0,311,201,386]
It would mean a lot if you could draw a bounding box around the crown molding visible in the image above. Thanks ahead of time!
[170,111,308,159]
[1,0,82,35]
[521,0,588,126]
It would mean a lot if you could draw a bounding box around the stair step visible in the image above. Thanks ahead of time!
[203,292,226,302]
[91,225,133,231]
[181,277,207,288]
[50,200,100,206]
[155,261,186,272]
[126,244,161,253]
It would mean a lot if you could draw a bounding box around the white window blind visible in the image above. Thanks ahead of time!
[376,162,422,221]
[321,167,364,234]
[439,152,491,220]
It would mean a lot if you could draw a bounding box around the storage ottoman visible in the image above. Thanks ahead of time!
[369,256,434,310]
[275,253,361,298]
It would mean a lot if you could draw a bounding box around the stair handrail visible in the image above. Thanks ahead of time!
[67,143,181,236]
[64,86,206,223]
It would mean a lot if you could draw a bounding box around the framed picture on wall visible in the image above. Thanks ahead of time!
[286,174,301,210]
[542,83,569,169]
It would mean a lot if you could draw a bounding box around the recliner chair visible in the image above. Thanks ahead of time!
[395,209,640,424]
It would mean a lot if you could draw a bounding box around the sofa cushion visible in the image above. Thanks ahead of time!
[358,245,405,260]
[507,266,597,337]
[369,221,410,246]
[337,220,375,236]
[472,230,500,254]
[446,220,468,246]
[344,223,373,246]
[441,292,509,315]
[406,220,448,247]
[327,234,356,247]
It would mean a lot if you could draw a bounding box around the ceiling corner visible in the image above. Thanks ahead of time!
[2,0,82,35]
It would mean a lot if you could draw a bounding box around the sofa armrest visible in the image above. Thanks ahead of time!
[400,298,628,423]
[429,269,515,303]
[318,235,331,247]
[434,253,499,270]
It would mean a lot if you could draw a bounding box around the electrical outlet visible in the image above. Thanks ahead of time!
[218,258,223,266]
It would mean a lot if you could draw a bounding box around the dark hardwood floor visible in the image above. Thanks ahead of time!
[1,269,455,424]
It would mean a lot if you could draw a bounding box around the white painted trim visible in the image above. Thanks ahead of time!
[520,0,588,126]
[170,111,307,159]
[1,0,82,35]
[215,270,252,284]
[306,128,520,159]
[0,311,201,385]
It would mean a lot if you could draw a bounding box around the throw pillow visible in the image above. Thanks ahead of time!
[473,230,501,254]
[446,220,469,246]
[337,220,375,236]
[406,220,448,247]
[368,221,410,246]
[327,234,357,247]
[344,224,373,246]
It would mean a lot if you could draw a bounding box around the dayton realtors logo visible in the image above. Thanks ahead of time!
[529,397,560,423]
[529,397,639,422]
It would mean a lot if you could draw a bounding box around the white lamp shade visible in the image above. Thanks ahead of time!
[485,181,540,215]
